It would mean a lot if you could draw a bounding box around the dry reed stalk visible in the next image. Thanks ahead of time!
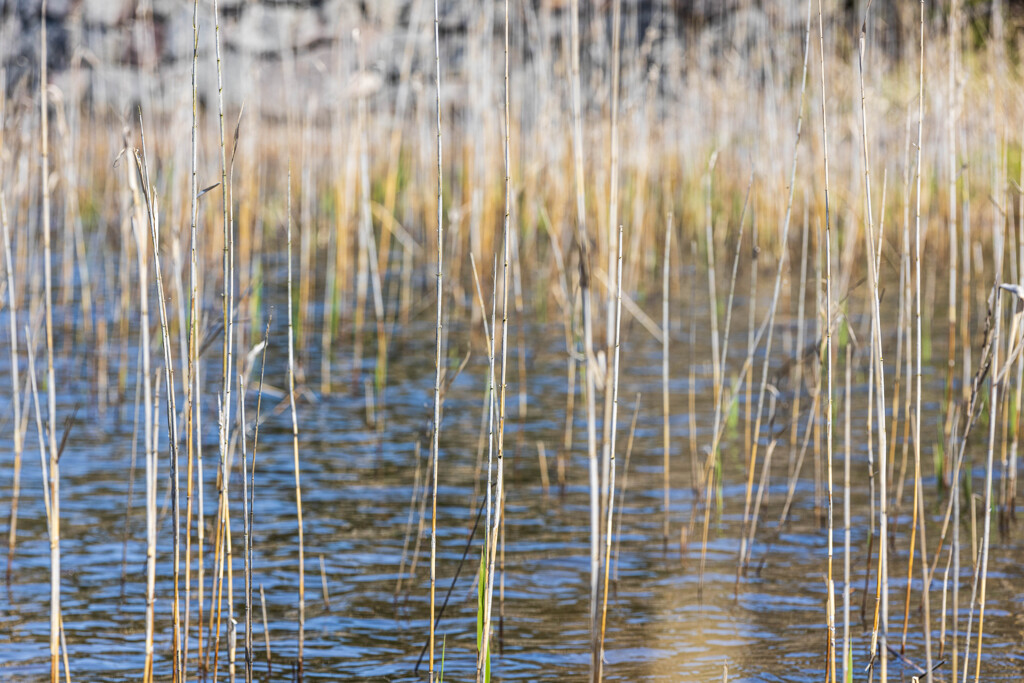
[39,5,63,680]
[613,394,641,583]
[789,207,809,478]
[746,216,759,477]
[912,1,933,677]
[184,1,201,667]
[423,1,444,679]
[567,0,601,668]
[704,155,721,415]
[944,0,960,446]
[889,170,908,513]
[237,374,252,682]
[259,584,271,673]
[600,0,622,525]
[661,214,671,546]
[842,342,851,683]
[212,0,236,605]
[689,241,698,503]
[2,193,24,583]
[245,324,269,681]
[597,225,624,682]
[480,0,512,674]
[818,1,837,675]
[853,5,891,680]
[1012,51,1024,527]
[136,118,184,680]
[427,0,444,677]
[125,126,157,683]
[24,320,62,681]
[285,167,306,678]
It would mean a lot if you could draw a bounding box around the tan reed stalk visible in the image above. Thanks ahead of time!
[213,0,234,450]
[184,0,201,667]
[853,6,890,680]
[613,394,641,582]
[703,157,721,403]
[944,0,960,445]
[888,226,908,513]
[480,0,512,674]
[689,242,699,501]
[476,257,498,683]
[246,324,269,681]
[893,159,922,649]
[597,225,624,682]
[125,127,157,683]
[912,1,931,677]
[568,0,601,668]
[208,446,227,676]
[1013,63,1024,526]
[24,321,71,683]
[2,193,24,583]
[24,322,57,679]
[298,118,313,361]
[39,4,63,680]
[842,342,851,683]
[745,212,759,468]
[661,214,671,546]
[259,584,271,673]
[135,121,184,680]
[736,0,812,577]
[237,374,252,682]
[789,207,809,478]
[468,254,493,510]
[428,0,444,676]
[211,2,236,674]
[599,0,622,523]
[818,1,837,674]
[285,167,306,678]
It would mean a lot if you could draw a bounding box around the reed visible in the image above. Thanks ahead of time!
[596,224,623,682]
[661,215,671,546]
[39,4,63,680]
[428,0,445,675]
[1,192,22,584]
[285,167,306,679]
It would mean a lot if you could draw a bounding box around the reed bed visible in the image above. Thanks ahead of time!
[3,1,1024,681]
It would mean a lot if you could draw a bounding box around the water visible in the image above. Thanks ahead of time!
[2,287,1024,682]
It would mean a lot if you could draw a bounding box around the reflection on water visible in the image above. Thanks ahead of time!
[2,295,1024,682]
